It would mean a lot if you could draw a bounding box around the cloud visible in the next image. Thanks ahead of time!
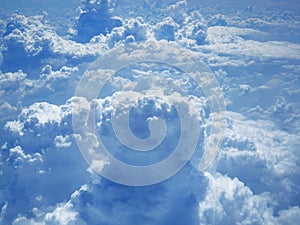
[277,206,300,225]
[154,17,178,41]
[1,14,98,75]
[199,171,300,225]
[11,162,207,225]
[54,135,72,148]
[0,1,299,224]
[0,102,17,121]
[90,17,151,48]
[0,65,79,128]
[1,98,91,224]
[216,111,300,214]
[176,10,207,46]
[2,72,209,223]
[202,26,300,61]
[199,173,274,225]
[74,0,122,43]
[44,202,79,225]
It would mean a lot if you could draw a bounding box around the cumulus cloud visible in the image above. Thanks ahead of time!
[176,10,207,46]
[202,26,300,61]
[0,69,26,89]
[199,172,300,225]
[0,65,79,128]
[1,14,98,75]
[11,162,207,225]
[88,1,208,47]
[1,60,210,222]
[0,102,17,121]
[75,0,122,43]
[217,112,300,214]
[1,0,300,225]
[199,173,274,225]
[4,98,80,148]
[0,70,26,120]
[154,17,179,41]
[1,98,91,224]
[104,17,150,47]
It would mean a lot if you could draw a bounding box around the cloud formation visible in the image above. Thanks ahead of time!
[0,0,299,224]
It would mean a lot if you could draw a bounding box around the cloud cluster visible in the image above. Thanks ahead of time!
[0,0,300,224]
[199,173,300,225]
[11,163,207,225]
[218,112,300,207]
[1,14,98,75]
[1,98,90,224]
[75,0,122,43]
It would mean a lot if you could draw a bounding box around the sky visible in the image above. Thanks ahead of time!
[0,0,300,224]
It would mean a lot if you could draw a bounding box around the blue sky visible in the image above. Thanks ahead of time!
[0,0,300,224]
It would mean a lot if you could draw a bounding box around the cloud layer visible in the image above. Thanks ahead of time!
[0,0,299,224]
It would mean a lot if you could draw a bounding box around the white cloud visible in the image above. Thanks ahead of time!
[44,202,79,225]
[201,26,300,60]
[277,206,300,225]
[8,145,43,165]
[216,111,300,217]
[200,171,300,224]
[154,17,179,41]
[0,65,80,128]
[0,101,17,121]
[0,70,26,89]
[1,98,91,224]
[91,17,150,48]
[199,173,275,225]
[54,135,72,148]
[0,1,299,224]
[1,14,98,75]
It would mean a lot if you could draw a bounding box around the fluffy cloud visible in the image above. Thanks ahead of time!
[11,162,207,225]
[0,65,79,128]
[202,26,300,61]
[1,0,300,224]
[1,68,209,223]
[1,98,91,224]
[199,173,273,225]
[217,112,300,215]
[1,14,98,75]
[153,17,178,42]
[103,17,150,47]
[75,0,122,43]
[199,172,300,225]
[176,10,207,46]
